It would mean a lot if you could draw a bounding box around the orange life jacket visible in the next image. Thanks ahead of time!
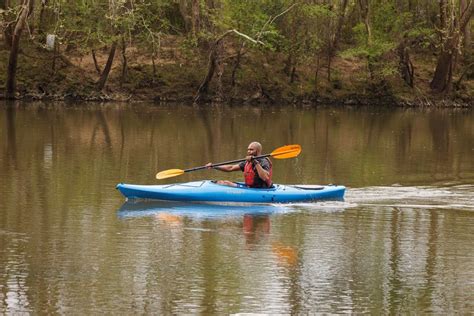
[243,158,272,187]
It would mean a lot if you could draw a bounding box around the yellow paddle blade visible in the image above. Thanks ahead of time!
[156,169,185,179]
[270,144,302,159]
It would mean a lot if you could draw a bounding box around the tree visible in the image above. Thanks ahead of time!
[37,0,49,36]
[96,0,122,91]
[430,0,474,93]
[327,0,349,82]
[6,0,33,99]
[194,0,292,102]
[2,0,13,47]
[461,0,471,49]
[340,1,399,86]
[277,2,331,87]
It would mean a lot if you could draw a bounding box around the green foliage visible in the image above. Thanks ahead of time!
[208,0,281,48]
[371,3,405,36]
[341,2,424,84]
[47,1,172,54]
[301,3,334,19]
[276,2,334,64]
[342,26,396,60]
[2,0,472,101]
[0,3,22,30]
[406,27,437,49]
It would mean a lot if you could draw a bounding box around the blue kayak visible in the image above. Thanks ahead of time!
[116,180,345,203]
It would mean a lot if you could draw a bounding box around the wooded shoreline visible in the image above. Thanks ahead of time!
[1,89,472,108]
[1,1,473,108]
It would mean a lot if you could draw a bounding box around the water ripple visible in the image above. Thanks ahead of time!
[346,185,474,211]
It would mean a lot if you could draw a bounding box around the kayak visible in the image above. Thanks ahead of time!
[116,180,345,203]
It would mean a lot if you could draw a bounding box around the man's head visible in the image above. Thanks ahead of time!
[247,142,262,156]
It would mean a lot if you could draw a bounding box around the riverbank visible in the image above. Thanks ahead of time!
[1,39,472,108]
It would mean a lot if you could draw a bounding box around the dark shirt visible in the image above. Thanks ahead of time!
[239,158,272,188]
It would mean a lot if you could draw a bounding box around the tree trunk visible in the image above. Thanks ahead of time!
[439,0,448,42]
[92,49,102,75]
[314,53,321,92]
[178,0,191,33]
[461,0,471,49]
[455,62,474,86]
[6,0,31,99]
[358,0,372,45]
[194,38,222,102]
[395,0,404,13]
[0,0,8,13]
[120,36,128,87]
[430,1,474,92]
[430,43,456,93]
[97,42,117,91]
[358,0,374,80]
[327,0,348,82]
[283,52,293,77]
[214,40,224,102]
[152,53,157,82]
[231,42,244,87]
[290,66,297,84]
[194,47,217,101]
[3,0,13,47]
[27,0,34,34]
[51,36,58,73]
[397,39,414,87]
[465,19,471,50]
[38,0,49,36]
[327,55,332,83]
[191,0,200,37]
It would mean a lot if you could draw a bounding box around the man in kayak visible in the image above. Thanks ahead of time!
[206,142,273,188]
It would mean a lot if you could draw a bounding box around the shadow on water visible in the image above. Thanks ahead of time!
[116,200,292,220]
[116,198,350,221]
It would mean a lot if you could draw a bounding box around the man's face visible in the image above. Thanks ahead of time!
[247,144,258,156]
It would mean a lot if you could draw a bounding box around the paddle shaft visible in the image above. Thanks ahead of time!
[184,154,271,173]
[155,144,300,179]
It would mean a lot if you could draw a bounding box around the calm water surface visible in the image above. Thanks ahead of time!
[1,102,473,314]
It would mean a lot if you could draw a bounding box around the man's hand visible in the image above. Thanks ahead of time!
[205,162,213,169]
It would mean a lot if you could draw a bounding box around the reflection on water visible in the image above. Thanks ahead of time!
[0,102,473,314]
[117,200,292,219]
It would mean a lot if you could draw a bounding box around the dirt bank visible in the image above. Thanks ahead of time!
[1,38,472,108]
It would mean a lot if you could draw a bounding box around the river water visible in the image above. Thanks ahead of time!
[1,102,473,314]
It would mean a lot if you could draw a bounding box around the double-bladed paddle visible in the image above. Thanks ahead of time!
[156,144,302,180]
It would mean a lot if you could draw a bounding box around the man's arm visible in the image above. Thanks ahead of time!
[254,160,270,182]
[214,164,241,172]
[206,163,241,172]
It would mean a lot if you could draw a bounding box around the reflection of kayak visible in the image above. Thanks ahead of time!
[116,180,345,203]
[117,200,288,219]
